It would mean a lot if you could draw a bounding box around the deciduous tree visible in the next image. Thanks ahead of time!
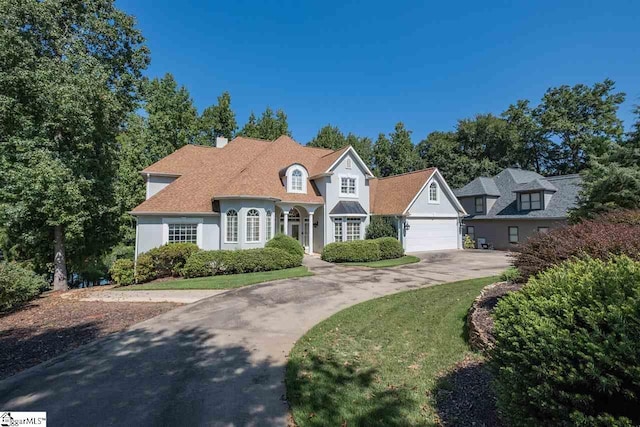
[196,91,237,145]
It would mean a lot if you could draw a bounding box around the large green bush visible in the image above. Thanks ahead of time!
[492,256,640,426]
[365,216,397,239]
[375,237,404,259]
[109,259,135,286]
[134,253,156,283]
[151,243,200,277]
[321,240,381,262]
[265,234,305,257]
[0,262,48,312]
[182,248,302,278]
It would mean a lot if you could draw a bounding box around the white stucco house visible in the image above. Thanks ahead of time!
[131,135,466,259]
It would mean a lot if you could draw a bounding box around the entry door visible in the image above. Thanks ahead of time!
[291,224,300,241]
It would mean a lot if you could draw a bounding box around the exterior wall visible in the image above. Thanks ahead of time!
[407,174,459,217]
[135,215,220,256]
[321,151,371,244]
[458,195,498,215]
[146,175,176,199]
[463,218,567,250]
[219,199,276,250]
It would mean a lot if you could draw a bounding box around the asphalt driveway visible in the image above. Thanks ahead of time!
[0,250,509,426]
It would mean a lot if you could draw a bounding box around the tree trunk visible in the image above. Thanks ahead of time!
[53,225,68,291]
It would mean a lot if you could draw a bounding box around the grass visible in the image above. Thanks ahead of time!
[121,266,313,290]
[341,255,420,268]
[286,275,498,427]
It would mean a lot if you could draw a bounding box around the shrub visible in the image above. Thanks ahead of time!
[492,256,640,426]
[135,253,156,283]
[265,234,305,257]
[375,237,404,259]
[499,266,520,283]
[463,234,475,249]
[182,248,303,278]
[103,244,134,271]
[321,240,381,263]
[109,259,135,286]
[151,243,200,277]
[513,215,640,281]
[365,216,397,239]
[0,262,48,312]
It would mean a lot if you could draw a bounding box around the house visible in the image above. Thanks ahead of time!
[131,135,466,258]
[454,168,582,250]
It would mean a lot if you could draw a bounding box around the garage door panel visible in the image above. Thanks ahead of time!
[406,218,458,252]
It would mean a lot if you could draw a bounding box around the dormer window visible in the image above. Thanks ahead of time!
[520,192,541,210]
[286,165,308,194]
[475,196,484,213]
[291,169,303,191]
[428,181,439,203]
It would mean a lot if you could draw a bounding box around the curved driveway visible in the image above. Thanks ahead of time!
[0,250,509,426]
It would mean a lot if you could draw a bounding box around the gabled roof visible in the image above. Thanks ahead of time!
[370,169,437,215]
[455,168,581,219]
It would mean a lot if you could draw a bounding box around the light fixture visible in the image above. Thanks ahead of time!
[313,221,319,228]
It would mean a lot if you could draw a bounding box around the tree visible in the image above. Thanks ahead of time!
[372,133,393,177]
[307,125,346,149]
[456,113,519,169]
[502,100,552,173]
[239,107,290,140]
[346,133,373,171]
[0,0,149,290]
[535,79,625,174]
[196,91,237,145]
[388,122,419,175]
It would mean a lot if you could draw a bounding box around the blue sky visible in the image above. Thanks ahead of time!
[117,0,640,143]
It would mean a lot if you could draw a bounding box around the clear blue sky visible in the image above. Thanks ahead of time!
[117,0,640,143]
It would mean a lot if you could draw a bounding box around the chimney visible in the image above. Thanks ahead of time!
[216,136,228,148]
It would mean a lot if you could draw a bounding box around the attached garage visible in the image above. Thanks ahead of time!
[405,218,459,252]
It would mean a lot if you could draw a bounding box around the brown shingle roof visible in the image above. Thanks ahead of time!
[370,168,437,215]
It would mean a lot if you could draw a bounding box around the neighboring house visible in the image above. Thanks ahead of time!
[454,168,582,250]
[131,135,466,258]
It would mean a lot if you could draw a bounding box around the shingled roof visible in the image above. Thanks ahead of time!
[369,169,437,215]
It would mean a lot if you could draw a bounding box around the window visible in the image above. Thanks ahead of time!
[346,158,352,169]
[475,196,484,213]
[428,182,439,203]
[508,226,519,244]
[340,177,357,196]
[520,192,541,210]
[225,210,238,243]
[266,210,273,240]
[246,209,260,242]
[466,226,475,242]
[291,169,303,192]
[334,218,343,242]
[168,224,197,244]
[346,218,361,241]
[538,226,549,234]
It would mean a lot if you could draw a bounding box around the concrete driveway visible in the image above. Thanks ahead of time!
[0,250,509,427]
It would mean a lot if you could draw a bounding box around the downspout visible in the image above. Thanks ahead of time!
[134,216,139,281]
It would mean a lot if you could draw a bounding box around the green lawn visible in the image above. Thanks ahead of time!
[342,255,420,268]
[121,266,313,290]
[286,275,498,427]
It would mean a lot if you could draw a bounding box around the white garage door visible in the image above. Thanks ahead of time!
[406,218,459,252]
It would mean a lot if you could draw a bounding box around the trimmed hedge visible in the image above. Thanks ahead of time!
[265,234,305,257]
[0,262,48,312]
[492,256,640,426]
[182,248,302,278]
[513,211,640,281]
[110,259,135,286]
[133,243,199,283]
[321,238,404,263]
[375,237,404,259]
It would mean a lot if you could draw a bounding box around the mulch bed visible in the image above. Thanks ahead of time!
[0,290,179,380]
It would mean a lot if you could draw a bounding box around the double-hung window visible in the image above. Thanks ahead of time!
[508,226,519,244]
[428,182,438,202]
[246,209,260,242]
[475,196,484,213]
[340,177,357,196]
[225,210,238,243]
[345,218,361,241]
[168,224,197,244]
[334,218,343,242]
[291,169,303,192]
[520,192,541,210]
[266,211,273,240]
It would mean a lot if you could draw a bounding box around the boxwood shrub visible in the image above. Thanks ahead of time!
[109,259,135,286]
[492,255,640,426]
[321,240,381,263]
[375,237,404,259]
[182,248,302,278]
[265,234,305,257]
[0,262,48,312]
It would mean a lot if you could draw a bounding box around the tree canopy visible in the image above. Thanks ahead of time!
[239,107,290,140]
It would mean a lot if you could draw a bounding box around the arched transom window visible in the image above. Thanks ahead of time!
[291,169,303,191]
[246,209,260,242]
[428,181,439,202]
[226,210,238,243]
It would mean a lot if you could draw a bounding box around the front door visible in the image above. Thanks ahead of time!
[290,224,300,241]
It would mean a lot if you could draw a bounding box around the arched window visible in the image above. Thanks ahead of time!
[225,210,238,243]
[428,181,439,202]
[246,209,260,242]
[291,169,303,191]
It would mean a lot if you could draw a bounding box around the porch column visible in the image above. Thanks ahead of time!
[283,211,289,236]
[308,211,314,255]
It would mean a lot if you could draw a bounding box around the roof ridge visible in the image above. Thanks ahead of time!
[546,174,581,180]
[377,167,435,180]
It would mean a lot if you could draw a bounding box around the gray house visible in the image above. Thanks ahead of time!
[454,168,581,250]
[131,135,466,258]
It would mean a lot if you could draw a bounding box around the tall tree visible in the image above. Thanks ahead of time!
[346,133,373,170]
[196,91,237,145]
[372,133,393,177]
[389,122,419,175]
[456,113,519,168]
[535,79,625,174]
[307,124,346,149]
[502,100,551,173]
[239,107,290,140]
[0,0,149,290]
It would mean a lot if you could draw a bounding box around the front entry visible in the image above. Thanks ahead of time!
[290,223,300,241]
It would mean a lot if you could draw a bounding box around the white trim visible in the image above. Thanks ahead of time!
[403,169,467,216]
[325,146,375,178]
[139,171,181,178]
[338,174,359,198]
[328,213,367,217]
[130,211,220,216]
[145,173,150,199]
[161,217,203,247]
[427,180,440,204]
